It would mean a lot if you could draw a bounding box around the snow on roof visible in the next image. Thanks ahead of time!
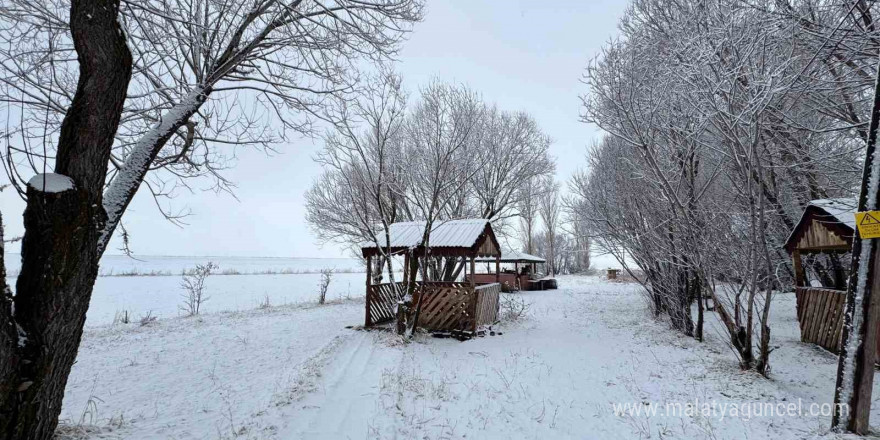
[784,197,857,252]
[27,173,75,193]
[809,198,857,230]
[362,219,490,250]
[476,250,546,263]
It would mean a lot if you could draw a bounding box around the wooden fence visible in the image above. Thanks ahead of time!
[365,282,401,326]
[366,281,502,332]
[796,287,846,353]
[473,283,502,329]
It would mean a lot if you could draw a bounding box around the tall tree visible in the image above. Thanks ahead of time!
[539,178,560,276]
[0,0,132,438]
[0,1,422,437]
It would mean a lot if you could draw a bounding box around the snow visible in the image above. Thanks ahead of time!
[810,198,858,230]
[5,255,368,325]
[60,300,364,439]
[27,173,75,193]
[100,87,207,252]
[363,219,491,250]
[57,274,880,439]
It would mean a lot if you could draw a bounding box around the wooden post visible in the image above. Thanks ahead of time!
[365,254,372,327]
[462,256,467,283]
[470,256,476,289]
[515,262,520,291]
[403,252,410,286]
[469,255,478,332]
[495,256,500,283]
[792,250,805,288]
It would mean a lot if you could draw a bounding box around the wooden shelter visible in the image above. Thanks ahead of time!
[784,198,857,353]
[361,219,502,332]
[472,251,554,291]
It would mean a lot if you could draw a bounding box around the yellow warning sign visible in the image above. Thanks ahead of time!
[856,211,880,239]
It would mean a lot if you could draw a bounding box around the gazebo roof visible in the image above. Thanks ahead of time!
[476,250,546,263]
[784,198,856,253]
[361,219,501,258]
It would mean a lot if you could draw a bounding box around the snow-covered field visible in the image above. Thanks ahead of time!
[5,253,620,326]
[57,274,880,439]
[6,255,367,325]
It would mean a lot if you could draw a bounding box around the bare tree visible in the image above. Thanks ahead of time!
[0,1,422,437]
[539,178,560,276]
[395,80,484,335]
[0,0,424,255]
[518,178,540,255]
[573,0,867,373]
[306,69,410,301]
[180,262,217,316]
[0,1,132,438]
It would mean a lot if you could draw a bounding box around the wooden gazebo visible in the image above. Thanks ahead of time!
[361,219,502,332]
[784,198,856,352]
[473,250,551,291]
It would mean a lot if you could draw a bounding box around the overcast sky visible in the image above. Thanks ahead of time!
[0,1,627,259]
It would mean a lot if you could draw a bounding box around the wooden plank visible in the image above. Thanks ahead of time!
[815,290,835,345]
[820,290,837,344]
[818,290,837,349]
[796,288,805,322]
[806,290,824,343]
[811,289,831,343]
[827,291,846,350]
[804,289,821,342]
[365,255,372,327]
[801,289,818,342]
[824,290,843,349]
[798,289,811,340]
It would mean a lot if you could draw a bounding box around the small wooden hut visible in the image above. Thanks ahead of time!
[361,219,502,333]
[784,198,857,352]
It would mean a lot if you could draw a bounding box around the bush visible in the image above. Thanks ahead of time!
[139,311,157,327]
[180,262,217,316]
[318,268,332,304]
[500,294,531,322]
[258,294,271,310]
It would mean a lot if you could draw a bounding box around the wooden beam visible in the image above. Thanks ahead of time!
[403,252,410,285]
[495,256,500,283]
[365,255,372,327]
[792,250,805,288]
[470,256,476,289]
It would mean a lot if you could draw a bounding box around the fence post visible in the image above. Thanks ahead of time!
[365,254,372,327]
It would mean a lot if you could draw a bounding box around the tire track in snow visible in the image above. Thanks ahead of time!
[283,331,397,439]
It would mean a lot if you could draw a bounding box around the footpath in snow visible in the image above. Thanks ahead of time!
[61,275,880,439]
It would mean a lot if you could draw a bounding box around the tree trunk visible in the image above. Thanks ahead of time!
[0,1,132,438]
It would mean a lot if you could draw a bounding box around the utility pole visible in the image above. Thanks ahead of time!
[832,54,880,434]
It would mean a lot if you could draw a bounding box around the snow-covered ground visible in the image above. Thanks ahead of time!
[59,275,880,439]
[6,255,368,325]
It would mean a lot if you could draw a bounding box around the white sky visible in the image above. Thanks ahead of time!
[0,1,627,259]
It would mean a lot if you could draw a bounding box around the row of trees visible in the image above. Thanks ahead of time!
[305,75,557,276]
[304,74,560,332]
[0,0,424,438]
[571,0,870,375]
[518,178,591,276]
[305,73,595,280]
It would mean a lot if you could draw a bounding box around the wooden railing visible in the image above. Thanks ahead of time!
[473,283,502,330]
[796,287,846,353]
[365,282,403,327]
[366,281,502,332]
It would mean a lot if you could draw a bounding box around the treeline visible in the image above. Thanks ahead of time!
[569,0,871,375]
[305,74,574,281]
